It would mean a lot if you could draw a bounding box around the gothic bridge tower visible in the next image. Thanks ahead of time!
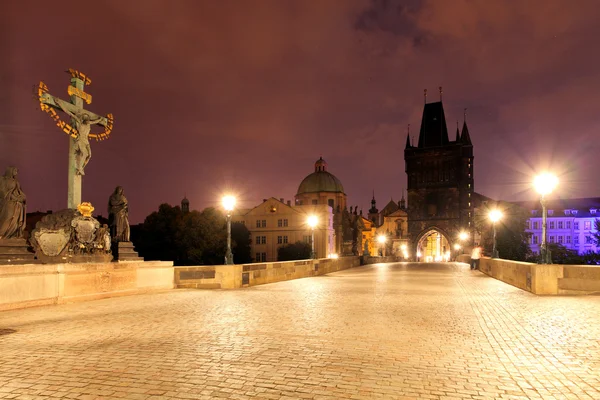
[404,93,474,260]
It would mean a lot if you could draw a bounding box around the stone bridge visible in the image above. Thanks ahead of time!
[1,262,599,399]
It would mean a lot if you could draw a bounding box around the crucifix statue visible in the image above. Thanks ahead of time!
[37,69,114,209]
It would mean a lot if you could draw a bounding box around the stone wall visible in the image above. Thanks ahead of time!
[478,257,600,295]
[361,255,401,265]
[175,256,360,289]
[0,261,174,311]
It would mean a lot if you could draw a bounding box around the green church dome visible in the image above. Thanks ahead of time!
[296,157,345,195]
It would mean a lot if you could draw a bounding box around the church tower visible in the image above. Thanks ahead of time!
[404,90,474,257]
[181,195,190,214]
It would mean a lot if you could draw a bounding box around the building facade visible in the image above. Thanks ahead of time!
[404,98,475,259]
[233,197,335,262]
[518,197,600,255]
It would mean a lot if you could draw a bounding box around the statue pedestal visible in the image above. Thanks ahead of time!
[116,242,143,261]
[0,238,36,265]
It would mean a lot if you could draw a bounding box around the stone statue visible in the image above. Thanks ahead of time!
[0,166,27,239]
[55,98,103,176]
[108,186,130,242]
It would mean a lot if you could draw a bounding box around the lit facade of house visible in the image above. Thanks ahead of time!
[233,197,334,262]
[517,197,600,255]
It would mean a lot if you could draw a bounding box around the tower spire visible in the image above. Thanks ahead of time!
[405,124,411,149]
[461,109,472,145]
[455,121,460,141]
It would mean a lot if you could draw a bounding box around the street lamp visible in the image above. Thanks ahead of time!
[307,215,318,259]
[222,195,236,265]
[534,172,558,264]
[488,209,503,258]
[458,231,469,254]
[377,234,387,257]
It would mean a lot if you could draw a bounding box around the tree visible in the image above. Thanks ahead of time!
[133,204,251,266]
[546,243,583,265]
[475,201,532,261]
[592,219,600,246]
[231,222,252,264]
[278,241,311,261]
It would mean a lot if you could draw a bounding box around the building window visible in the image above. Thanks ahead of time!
[585,236,593,244]
[311,199,318,205]
[574,236,580,245]
[533,235,539,244]
[566,221,571,229]
[566,236,571,244]
[255,253,260,261]
[328,199,334,208]
[549,236,555,243]
[532,210,538,216]
[256,220,261,228]
[584,221,591,230]
[574,222,579,230]
[573,210,578,215]
[548,210,554,216]
[549,221,555,229]
[277,236,283,244]
[261,252,267,262]
[557,221,563,229]
[526,221,530,229]
[283,236,288,244]
[533,221,539,230]
[261,220,267,228]
[261,236,266,244]
[255,236,260,244]
[277,219,282,227]
[565,210,571,215]
[558,236,563,244]
[283,219,288,227]
[591,209,597,215]
[303,235,311,243]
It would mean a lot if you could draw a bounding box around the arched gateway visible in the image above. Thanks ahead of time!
[415,227,451,262]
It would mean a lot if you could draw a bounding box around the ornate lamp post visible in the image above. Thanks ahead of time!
[377,234,387,257]
[307,215,318,259]
[488,210,503,258]
[222,195,236,265]
[534,173,558,264]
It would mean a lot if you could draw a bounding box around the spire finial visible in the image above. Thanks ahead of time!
[464,108,467,123]
[439,86,443,101]
[424,89,427,104]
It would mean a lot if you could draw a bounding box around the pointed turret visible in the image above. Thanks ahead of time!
[455,121,460,142]
[369,191,378,214]
[461,121,472,145]
[405,132,411,149]
[399,191,406,210]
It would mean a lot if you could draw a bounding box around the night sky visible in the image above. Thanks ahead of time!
[1,0,599,223]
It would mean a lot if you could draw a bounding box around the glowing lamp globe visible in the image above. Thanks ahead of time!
[533,173,558,196]
[489,209,503,223]
[307,215,318,228]
[222,195,236,212]
[377,235,387,244]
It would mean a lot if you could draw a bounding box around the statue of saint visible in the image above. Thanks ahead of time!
[0,166,27,239]
[108,186,130,242]
[55,98,103,176]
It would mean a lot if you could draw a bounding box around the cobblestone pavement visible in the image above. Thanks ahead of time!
[1,262,600,400]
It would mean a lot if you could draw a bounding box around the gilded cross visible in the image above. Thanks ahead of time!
[37,69,114,209]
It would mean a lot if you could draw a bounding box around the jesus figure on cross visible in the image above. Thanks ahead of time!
[54,97,104,176]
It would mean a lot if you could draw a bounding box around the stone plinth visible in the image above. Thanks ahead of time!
[0,238,36,265]
[116,241,143,261]
[0,260,174,311]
